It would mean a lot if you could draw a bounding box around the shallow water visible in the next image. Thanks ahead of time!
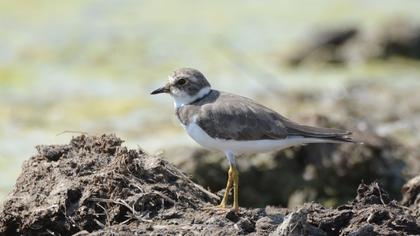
[1,0,420,199]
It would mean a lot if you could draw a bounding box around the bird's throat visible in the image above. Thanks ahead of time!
[173,87,211,108]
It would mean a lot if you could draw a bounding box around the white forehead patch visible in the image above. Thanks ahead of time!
[168,76,176,83]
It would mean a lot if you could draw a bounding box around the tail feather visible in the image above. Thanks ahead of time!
[321,134,359,144]
[284,121,359,143]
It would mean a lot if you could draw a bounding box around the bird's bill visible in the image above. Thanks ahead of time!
[150,85,170,95]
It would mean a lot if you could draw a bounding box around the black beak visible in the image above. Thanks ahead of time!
[150,86,169,95]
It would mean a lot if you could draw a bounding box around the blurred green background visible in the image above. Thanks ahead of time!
[1,0,420,201]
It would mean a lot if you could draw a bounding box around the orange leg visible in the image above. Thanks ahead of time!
[218,166,234,208]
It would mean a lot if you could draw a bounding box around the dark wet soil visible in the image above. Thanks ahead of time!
[0,134,419,235]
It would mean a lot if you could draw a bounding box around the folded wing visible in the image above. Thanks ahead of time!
[196,93,288,140]
[195,91,355,143]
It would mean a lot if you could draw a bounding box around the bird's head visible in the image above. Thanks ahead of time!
[151,68,211,107]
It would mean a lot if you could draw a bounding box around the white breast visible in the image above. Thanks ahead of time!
[185,121,328,155]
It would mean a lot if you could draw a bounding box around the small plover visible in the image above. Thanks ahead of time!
[151,68,355,212]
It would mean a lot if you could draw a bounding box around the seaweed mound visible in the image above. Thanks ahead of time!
[0,134,218,235]
[302,183,420,235]
[0,134,419,235]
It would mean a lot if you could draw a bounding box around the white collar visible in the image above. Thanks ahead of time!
[173,86,211,108]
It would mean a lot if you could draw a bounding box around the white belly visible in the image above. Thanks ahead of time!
[185,122,328,155]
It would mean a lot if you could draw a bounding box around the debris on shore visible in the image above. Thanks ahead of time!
[0,134,419,235]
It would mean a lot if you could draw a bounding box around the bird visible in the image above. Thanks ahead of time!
[151,68,356,212]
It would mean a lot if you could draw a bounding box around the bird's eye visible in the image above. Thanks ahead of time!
[177,78,187,86]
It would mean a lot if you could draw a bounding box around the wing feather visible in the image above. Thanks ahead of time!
[196,92,288,140]
[190,90,354,143]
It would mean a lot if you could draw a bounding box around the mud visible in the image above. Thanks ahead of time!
[0,134,419,235]
[0,135,219,235]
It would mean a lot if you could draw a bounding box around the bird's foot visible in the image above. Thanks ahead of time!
[218,202,227,208]
[203,204,239,214]
[203,204,228,214]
